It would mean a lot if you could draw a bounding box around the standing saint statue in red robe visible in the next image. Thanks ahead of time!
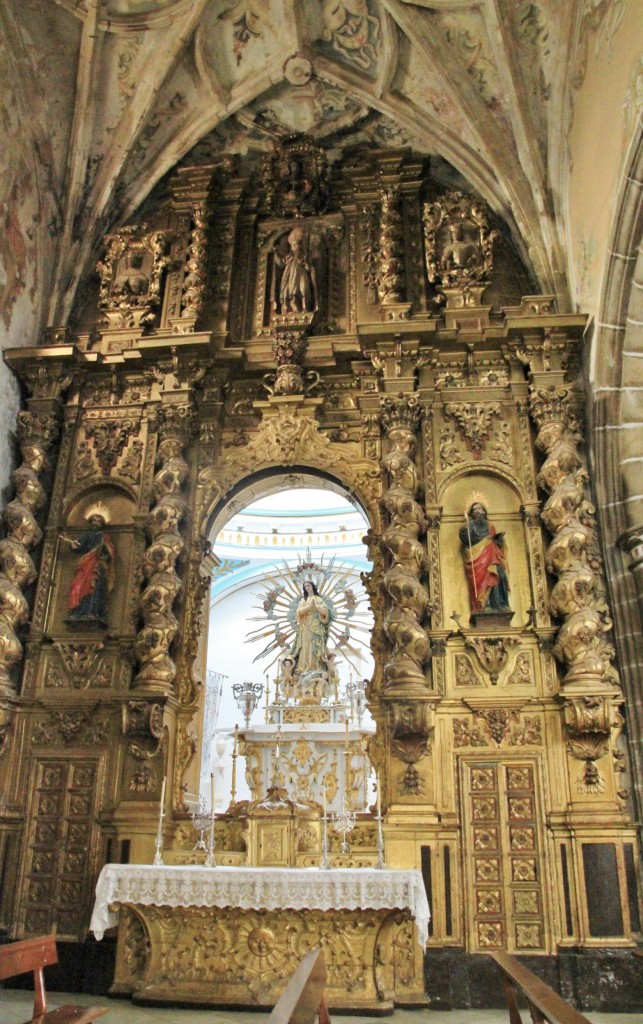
[459,502,511,617]
[61,506,115,626]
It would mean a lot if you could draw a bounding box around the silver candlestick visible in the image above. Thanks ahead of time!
[376,808,386,869]
[320,810,331,869]
[191,796,210,853]
[153,826,164,866]
[205,808,216,867]
[332,797,356,855]
[153,776,166,866]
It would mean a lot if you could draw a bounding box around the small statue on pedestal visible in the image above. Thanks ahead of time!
[459,501,512,627]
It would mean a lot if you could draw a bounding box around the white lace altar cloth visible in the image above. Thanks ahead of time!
[90,864,430,945]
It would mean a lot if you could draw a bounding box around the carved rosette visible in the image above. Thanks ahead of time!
[180,203,208,326]
[0,411,59,694]
[134,405,195,693]
[377,189,405,307]
[529,383,622,787]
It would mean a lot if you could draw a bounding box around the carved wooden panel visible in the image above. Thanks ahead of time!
[17,758,100,939]
[460,758,547,953]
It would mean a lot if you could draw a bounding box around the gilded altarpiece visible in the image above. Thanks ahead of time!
[0,140,639,1002]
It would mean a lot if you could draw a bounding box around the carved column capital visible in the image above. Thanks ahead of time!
[380,394,423,437]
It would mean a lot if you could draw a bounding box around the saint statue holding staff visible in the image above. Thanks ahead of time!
[459,501,511,617]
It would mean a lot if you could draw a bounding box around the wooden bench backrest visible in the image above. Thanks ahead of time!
[267,948,329,1024]
[491,950,593,1024]
[0,934,59,1017]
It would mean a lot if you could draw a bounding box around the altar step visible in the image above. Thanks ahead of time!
[0,992,638,1024]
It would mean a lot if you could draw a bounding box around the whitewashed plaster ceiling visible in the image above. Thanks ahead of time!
[7,0,607,323]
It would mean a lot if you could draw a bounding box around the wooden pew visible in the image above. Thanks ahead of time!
[0,934,107,1024]
[267,948,331,1024]
[491,950,592,1024]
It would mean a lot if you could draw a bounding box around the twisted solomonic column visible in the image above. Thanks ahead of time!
[0,411,59,695]
[377,188,406,307]
[181,203,208,327]
[530,382,622,793]
[134,406,195,693]
[380,395,430,691]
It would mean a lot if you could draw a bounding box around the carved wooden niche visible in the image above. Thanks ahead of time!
[53,487,137,637]
[254,216,345,336]
[439,474,528,631]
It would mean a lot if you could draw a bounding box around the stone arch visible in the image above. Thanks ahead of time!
[196,405,382,541]
[63,479,138,523]
[590,126,643,822]
[436,461,524,504]
[207,467,372,543]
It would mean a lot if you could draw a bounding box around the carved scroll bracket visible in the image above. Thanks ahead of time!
[388,700,437,797]
[563,694,624,795]
[463,635,520,685]
[122,698,167,795]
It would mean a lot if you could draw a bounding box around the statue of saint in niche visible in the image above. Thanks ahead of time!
[441,222,479,272]
[459,502,511,622]
[61,505,115,626]
[272,227,317,315]
[112,250,150,299]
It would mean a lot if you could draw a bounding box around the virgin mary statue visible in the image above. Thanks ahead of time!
[290,579,330,676]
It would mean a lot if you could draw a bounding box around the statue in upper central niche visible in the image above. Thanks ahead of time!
[272,227,317,314]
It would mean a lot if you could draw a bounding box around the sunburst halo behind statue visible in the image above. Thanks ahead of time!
[245,549,371,682]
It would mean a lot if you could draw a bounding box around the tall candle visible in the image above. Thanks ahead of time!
[322,785,327,818]
[210,771,215,812]
[159,775,166,816]
[345,717,349,753]
[233,724,239,756]
[376,775,381,819]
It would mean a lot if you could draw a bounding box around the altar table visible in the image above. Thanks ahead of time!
[91,864,430,1012]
